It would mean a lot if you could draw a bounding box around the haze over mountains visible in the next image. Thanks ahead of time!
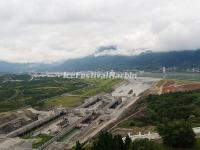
[0,50,200,73]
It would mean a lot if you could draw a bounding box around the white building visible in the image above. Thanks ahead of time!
[162,67,166,73]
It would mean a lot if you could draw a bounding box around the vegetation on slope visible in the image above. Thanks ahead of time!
[119,90,200,128]
[0,75,88,111]
[0,74,122,111]
[71,78,122,96]
[158,120,196,148]
[44,78,122,108]
[44,96,84,108]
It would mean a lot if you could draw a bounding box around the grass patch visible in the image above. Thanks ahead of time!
[43,78,123,108]
[175,80,200,85]
[44,96,84,108]
[72,78,123,97]
[118,118,147,128]
[156,80,165,88]
[23,134,52,148]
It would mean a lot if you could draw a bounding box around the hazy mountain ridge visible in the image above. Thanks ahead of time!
[0,61,30,73]
[56,50,200,71]
[0,50,200,73]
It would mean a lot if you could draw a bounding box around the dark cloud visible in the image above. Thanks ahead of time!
[97,45,117,52]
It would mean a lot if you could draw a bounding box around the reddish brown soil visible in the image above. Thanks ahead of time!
[162,80,200,93]
[178,84,200,91]
[162,80,177,93]
[163,80,175,87]
[162,86,178,93]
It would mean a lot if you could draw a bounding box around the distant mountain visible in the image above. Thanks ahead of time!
[0,50,200,73]
[0,61,59,73]
[56,50,200,71]
[0,61,30,73]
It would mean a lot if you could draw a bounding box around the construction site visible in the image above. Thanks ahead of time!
[0,77,159,150]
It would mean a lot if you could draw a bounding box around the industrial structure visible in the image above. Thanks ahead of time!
[0,77,159,150]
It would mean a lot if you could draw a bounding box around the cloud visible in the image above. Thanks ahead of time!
[0,0,200,63]
[97,45,117,52]
[95,45,117,56]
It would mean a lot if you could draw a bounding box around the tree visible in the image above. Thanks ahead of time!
[90,132,162,150]
[91,131,114,150]
[157,120,196,148]
[113,134,125,150]
[131,139,163,150]
[124,135,132,150]
[75,141,84,150]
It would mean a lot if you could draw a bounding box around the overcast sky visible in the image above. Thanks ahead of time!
[0,0,200,63]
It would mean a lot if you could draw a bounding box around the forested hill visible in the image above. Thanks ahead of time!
[0,50,200,72]
[55,50,200,71]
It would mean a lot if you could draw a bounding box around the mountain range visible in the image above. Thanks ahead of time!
[0,50,200,73]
